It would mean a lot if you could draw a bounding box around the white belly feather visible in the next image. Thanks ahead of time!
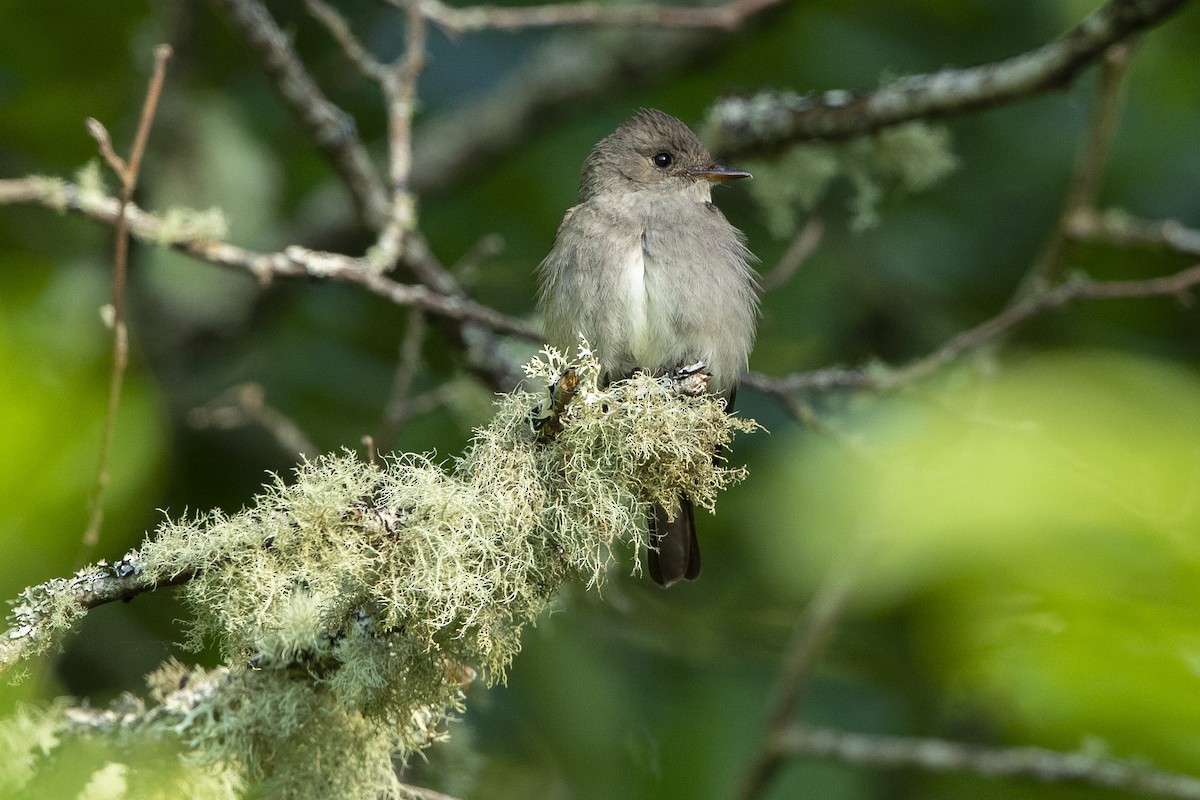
[617,239,650,362]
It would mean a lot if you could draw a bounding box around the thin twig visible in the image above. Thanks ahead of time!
[377,310,428,453]
[1068,208,1200,258]
[0,177,540,341]
[303,0,388,81]
[759,218,823,292]
[372,0,428,271]
[885,262,1200,387]
[284,0,522,395]
[707,0,1187,156]
[743,261,1200,413]
[737,563,857,800]
[78,44,172,567]
[188,383,320,459]
[407,0,784,35]
[1018,39,1138,298]
[775,724,1200,800]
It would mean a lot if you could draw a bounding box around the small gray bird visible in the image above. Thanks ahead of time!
[537,108,759,587]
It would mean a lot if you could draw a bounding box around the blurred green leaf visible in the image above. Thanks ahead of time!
[754,350,1200,768]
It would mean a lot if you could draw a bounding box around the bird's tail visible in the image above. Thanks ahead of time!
[647,497,700,588]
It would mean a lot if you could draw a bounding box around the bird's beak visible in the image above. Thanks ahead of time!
[687,163,752,182]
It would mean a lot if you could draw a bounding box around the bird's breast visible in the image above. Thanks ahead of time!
[614,235,651,360]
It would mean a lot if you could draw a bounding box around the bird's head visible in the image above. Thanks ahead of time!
[578,108,750,201]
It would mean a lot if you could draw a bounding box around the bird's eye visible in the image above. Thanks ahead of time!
[652,152,673,169]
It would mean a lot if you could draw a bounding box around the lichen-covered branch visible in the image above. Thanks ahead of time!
[0,351,757,799]
[0,556,192,671]
[706,0,1188,156]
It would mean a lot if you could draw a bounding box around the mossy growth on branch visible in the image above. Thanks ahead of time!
[740,121,958,236]
[0,346,757,800]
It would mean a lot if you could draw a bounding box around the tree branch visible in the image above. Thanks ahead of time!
[375,0,427,271]
[707,0,1189,157]
[188,383,320,459]
[1068,209,1200,257]
[408,0,784,35]
[0,177,540,342]
[744,261,1200,405]
[377,310,429,453]
[1018,39,1138,297]
[775,724,1200,800]
[0,555,193,672]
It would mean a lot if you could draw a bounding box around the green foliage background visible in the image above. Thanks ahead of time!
[1,0,1199,798]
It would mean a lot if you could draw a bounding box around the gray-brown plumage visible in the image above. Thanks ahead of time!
[537,108,759,588]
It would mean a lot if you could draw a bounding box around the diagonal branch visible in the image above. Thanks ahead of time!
[707,0,1189,157]
[744,260,1200,404]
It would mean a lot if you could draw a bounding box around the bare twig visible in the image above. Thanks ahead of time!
[744,261,1200,412]
[0,177,540,342]
[377,310,428,453]
[774,724,1200,800]
[707,0,1188,156]
[188,383,320,459]
[373,0,428,271]
[1068,209,1200,257]
[886,262,1200,387]
[278,0,523,394]
[303,0,388,81]
[737,564,857,800]
[211,0,390,230]
[303,0,426,270]
[759,218,823,292]
[79,44,172,567]
[1019,40,1138,297]
[408,0,784,35]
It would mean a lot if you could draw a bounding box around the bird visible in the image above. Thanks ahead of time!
[537,108,759,587]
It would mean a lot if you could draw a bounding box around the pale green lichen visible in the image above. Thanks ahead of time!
[745,121,958,236]
[2,346,756,799]
[76,160,109,201]
[154,206,229,244]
